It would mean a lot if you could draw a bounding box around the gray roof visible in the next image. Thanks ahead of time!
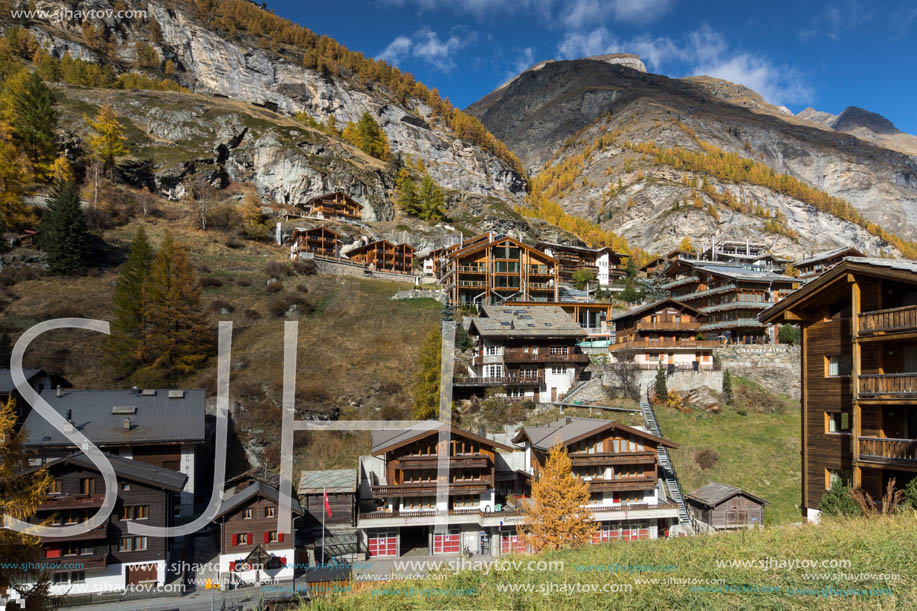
[686,482,767,507]
[843,256,917,274]
[215,480,302,520]
[469,305,586,338]
[371,422,513,455]
[0,368,44,393]
[298,469,358,495]
[691,262,796,283]
[612,298,700,322]
[795,247,863,267]
[37,452,187,491]
[516,416,674,451]
[24,389,206,447]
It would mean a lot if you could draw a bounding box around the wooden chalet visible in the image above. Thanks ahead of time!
[760,257,917,521]
[499,301,615,338]
[347,240,415,274]
[610,298,719,370]
[298,469,358,530]
[661,259,798,343]
[513,417,681,543]
[358,423,515,557]
[288,226,342,259]
[698,239,790,272]
[23,388,206,518]
[457,305,589,403]
[303,192,363,220]
[535,241,627,287]
[795,246,865,282]
[0,368,70,426]
[686,482,767,531]
[442,235,559,306]
[214,480,303,585]
[22,452,186,593]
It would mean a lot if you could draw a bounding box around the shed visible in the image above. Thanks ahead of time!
[298,469,358,529]
[685,482,767,530]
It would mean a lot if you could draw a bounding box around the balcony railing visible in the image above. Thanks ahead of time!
[859,305,917,336]
[400,456,489,469]
[858,437,917,465]
[635,321,700,332]
[42,524,108,542]
[570,451,657,466]
[609,339,720,351]
[529,282,554,290]
[371,481,490,498]
[39,494,106,510]
[358,507,523,521]
[453,374,544,387]
[660,276,699,290]
[459,280,486,288]
[858,373,917,398]
[457,265,486,273]
[586,476,657,492]
[674,284,738,302]
[526,265,553,275]
[503,348,589,363]
[40,555,108,570]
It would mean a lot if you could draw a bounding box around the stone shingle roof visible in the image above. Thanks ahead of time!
[31,452,187,491]
[686,482,767,507]
[469,305,586,338]
[515,416,676,451]
[214,480,302,520]
[795,247,863,267]
[298,469,358,495]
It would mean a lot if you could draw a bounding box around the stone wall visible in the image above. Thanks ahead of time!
[715,344,801,400]
[309,255,417,283]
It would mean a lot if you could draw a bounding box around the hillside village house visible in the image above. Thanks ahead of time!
[513,417,681,543]
[302,192,363,220]
[420,232,496,280]
[214,479,302,586]
[455,305,589,403]
[288,226,343,259]
[686,482,767,531]
[662,259,798,344]
[1,368,70,426]
[697,239,790,273]
[20,453,186,595]
[535,241,627,287]
[441,235,559,306]
[357,424,518,558]
[610,299,719,370]
[346,239,415,274]
[760,257,917,522]
[795,246,865,282]
[23,388,206,518]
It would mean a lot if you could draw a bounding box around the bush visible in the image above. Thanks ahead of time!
[722,370,733,404]
[236,277,252,287]
[204,201,242,231]
[225,236,243,249]
[778,324,800,345]
[243,308,261,320]
[653,364,667,404]
[265,260,291,278]
[266,280,283,293]
[201,276,223,288]
[694,448,718,470]
[291,259,315,276]
[818,479,861,517]
[904,478,917,510]
[268,293,311,317]
[209,299,234,312]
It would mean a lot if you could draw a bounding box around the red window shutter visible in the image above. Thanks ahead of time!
[278,532,284,543]
[281,556,287,566]
[264,531,269,543]
[248,533,253,544]
[232,534,238,546]
[230,561,236,572]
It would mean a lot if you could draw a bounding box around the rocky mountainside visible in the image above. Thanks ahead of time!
[467,58,917,259]
[5,0,525,220]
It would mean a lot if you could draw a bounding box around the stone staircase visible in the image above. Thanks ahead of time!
[640,388,693,532]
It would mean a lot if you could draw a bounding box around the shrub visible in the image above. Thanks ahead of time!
[265,260,291,278]
[291,259,315,276]
[903,478,917,510]
[209,299,234,313]
[818,479,861,517]
[236,277,252,287]
[201,276,223,288]
[204,201,242,231]
[268,293,311,317]
[225,236,243,249]
[266,281,283,293]
[243,308,261,320]
[778,324,800,345]
[694,448,718,470]
[653,364,667,404]
[722,370,733,404]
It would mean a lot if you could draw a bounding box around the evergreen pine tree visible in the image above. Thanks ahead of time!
[106,227,154,380]
[85,103,128,171]
[520,445,596,552]
[411,325,441,419]
[11,71,57,180]
[138,232,213,382]
[722,369,733,405]
[654,363,668,404]
[39,181,91,275]
[817,479,860,517]
[417,174,445,222]
[394,167,420,216]
[0,331,11,367]
[356,111,390,161]
[0,122,37,231]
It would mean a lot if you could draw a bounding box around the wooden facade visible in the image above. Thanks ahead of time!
[663,259,797,344]
[442,236,559,306]
[218,497,294,559]
[289,226,342,259]
[760,258,917,517]
[796,247,865,281]
[686,483,767,530]
[610,299,718,370]
[304,192,363,220]
[536,242,626,286]
[347,240,415,274]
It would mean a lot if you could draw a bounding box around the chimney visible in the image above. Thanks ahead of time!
[56,385,62,398]
[66,408,72,423]
[123,418,131,431]
[132,386,140,394]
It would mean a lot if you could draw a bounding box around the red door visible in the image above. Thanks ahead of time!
[500,531,527,554]
[367,531,398,557]
[433,530,460,554]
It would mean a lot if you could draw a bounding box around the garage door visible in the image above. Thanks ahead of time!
[367,531,398,557]
[500,530,527,554]
[432,529,460,554]
[125,563,158,585]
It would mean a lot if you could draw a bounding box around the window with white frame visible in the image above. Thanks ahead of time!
[485,364,503,378]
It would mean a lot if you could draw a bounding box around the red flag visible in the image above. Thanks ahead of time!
[323,487,333,518]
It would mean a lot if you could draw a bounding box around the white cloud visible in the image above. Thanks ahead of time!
[797,0,875,41]
[379,0,670,26]
[376,28,476,71]
[556,24,814,106]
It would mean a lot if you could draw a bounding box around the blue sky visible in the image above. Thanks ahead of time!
[267,0,917,134]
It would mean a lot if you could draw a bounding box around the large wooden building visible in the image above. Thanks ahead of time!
[685,482,767,531]
[610,298,719,370]
[298,469,358,530]
[457,305,589,403]
[346,240,415,274]
[303,192,363,220]
[535,241,627,287]
[288,226,342,259]
[760,257,917,521]
[662,259,798,344]
[795,246,865,282]
[513,417,681,544]
[441,236,559,306]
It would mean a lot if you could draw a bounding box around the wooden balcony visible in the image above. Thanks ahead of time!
[570,451,657,466]
[609,339,720,351]
[399,456,489,469]
[42,523,108,542]
[636,321,700,332]
[458,280,486,289]
[859,305,917,337]
[858,436,917,466]
[526,265,553,275]
[40,555,108,570]
[39,494,106,510]
[587,476,657,492]
[371,481,490,498]
[457,265,486,273]
[858,373,917,400]
[453,374,544,387]
[503,348,589,363]
[529,282,554,290]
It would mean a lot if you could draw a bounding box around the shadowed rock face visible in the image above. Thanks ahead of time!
[831,106,899,135]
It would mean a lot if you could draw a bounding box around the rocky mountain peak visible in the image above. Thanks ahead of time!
[831,106,899,135]
[583,53,647,73]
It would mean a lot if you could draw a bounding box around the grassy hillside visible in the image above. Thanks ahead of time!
[307,513,916,610]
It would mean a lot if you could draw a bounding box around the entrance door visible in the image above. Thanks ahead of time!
[551,387,557,402]
[432,528,460,554]
[125,564,158,585]
[367,531,398,557]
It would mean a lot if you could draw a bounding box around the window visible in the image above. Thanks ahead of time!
[265,506,275,518]
[119,537,132,552]
[134,536,148,551]
[79,478,93,495]
[551,366,566,375]
[243,508,253,519]
[825,468,851,490]
[70,571,85,584]
[49,479,62,495]
[826,412,850,433]
[53,573,67,585]
[135,505,149,520]
[484,344,501,355]
[589,492,604,504]
[825,355,852,377]
[122,505,132,520]
[485,364,503,378]
[267,531,279,543]
[121,483,131,491]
